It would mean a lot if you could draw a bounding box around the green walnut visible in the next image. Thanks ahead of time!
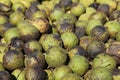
[89,11,107,23]
[45,46,67,67]
[104,21,120,39]
[31,10,47,19]
[9,11,25,25]
[24,51,45,68]
[85,19,102,35]
[90,67,113,80]
[50,7,65,21]
[23,40,42,54]
[58,13,77,24]
[4,27,20,43]
[39,33,62,51]
[68,55,89,76]
[0,14,8,24]
[53,65,72,80]
[55,21,74,34]
[70,3,85,17]
[75,20,88,39]
[61,31,78,49]
[12,2,26,13]
[17,20,40,41]
[92,53,117,70]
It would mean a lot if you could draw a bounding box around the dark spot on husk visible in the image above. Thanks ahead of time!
[109,10,120,20]
[9,37,24,50]
[77,46,88,57]
[97,4,110,16]
[89,2,100,9]
[25,66,47,80]
[112,68,120,75]
[87,41,106,58]
[59,22,74,34]
[107,42,120,58]
[53,34,62,41]
[106,42,120,64]
[59,0,72,8]
[0,71,12,80]
[31,17,49,33]
[25,1,39,19]
[71,3,78,7]
[75,27,86,39]
[20,31,40,42]
[91,26,109,42]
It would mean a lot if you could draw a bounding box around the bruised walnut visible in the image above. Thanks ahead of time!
[106,41,120,64]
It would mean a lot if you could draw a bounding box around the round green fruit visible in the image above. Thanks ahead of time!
[0,15,8,24]
[50,7,65,21]
[45,46,67,67]
[85,19,102,35]
[61,32,78,49]
[39,33,62,51]
[4,27,20,43]
[53,65,72,80]
[68,55,89,76]
[12,2,26,13]
[9,11,25,25]
[17,20,40,41]
[89,11,107,23]
[31,10,47,19]
[70,3,85,17]
[58,13,77,24]
[92,53,116,70]
[90,67,113,80]
[104,21,120,39]
[23,40,42,54]
[24,51,45,68]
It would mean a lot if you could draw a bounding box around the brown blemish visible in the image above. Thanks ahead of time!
[106,42,120,63]
[31,17,49,33]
